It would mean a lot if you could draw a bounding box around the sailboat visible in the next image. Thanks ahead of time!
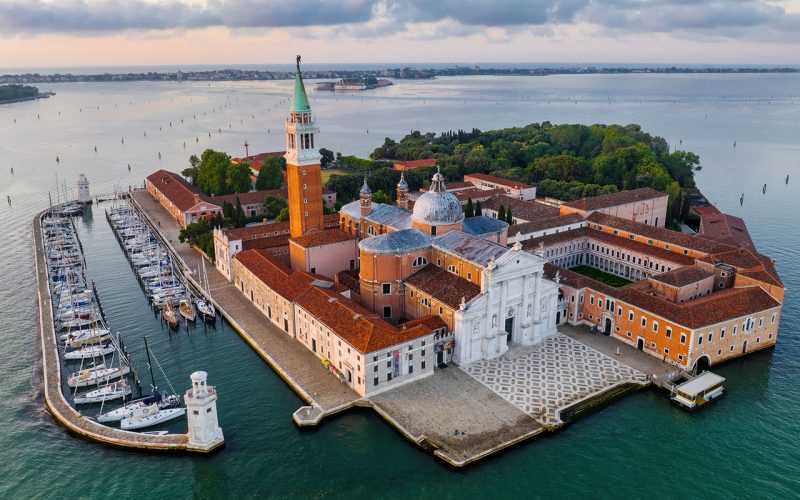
[64,340,115,360]
[67,363,131,388]
[161,303,178,328]
[179,296,196,322]
[74,380,131,405]
[194,259,216,321]
[117,338,185,430]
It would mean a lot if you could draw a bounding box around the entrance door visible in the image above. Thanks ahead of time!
[505,317,514,343]
[311,339,316,353]
[556,311,561,324]
[604,318,612,335]
[436,351,444,365]
[637,337,644,350]
[742,340,748,354]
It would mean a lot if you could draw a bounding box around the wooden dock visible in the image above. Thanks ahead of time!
[33,211,197,452]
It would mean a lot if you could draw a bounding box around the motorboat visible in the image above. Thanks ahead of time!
[195,297,215,321]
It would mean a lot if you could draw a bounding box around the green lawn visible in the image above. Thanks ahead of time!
[321,168,357,184]
[570,265,632,287]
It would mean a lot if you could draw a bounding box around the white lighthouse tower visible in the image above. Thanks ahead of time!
[76,174,92,204]
[185,371,224,452]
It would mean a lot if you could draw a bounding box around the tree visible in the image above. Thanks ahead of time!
[465,198,475,218]
[319,148,335,167]
[226,162,252,194]
[371,190,393,205]
[498,205,506,222]
[182,154,200,185]
[464,144,491,173]
[255,157,284,190]
[506,207,513,225]
[475,200,482,216]
[274,207,290,222]
[263,195,287,219]
[233,197,247,228]
[196,149,232,196]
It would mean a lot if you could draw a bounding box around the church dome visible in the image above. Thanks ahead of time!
[411,169,464,225]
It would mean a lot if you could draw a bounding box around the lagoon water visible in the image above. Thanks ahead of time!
[1,73,799,498]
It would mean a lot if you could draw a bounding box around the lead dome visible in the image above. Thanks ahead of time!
[411,169,464,225]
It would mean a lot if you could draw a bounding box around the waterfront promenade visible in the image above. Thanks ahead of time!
[33,212,191,452]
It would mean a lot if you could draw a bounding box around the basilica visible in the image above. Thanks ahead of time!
[275,59,560,367]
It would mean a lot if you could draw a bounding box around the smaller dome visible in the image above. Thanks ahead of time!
[397,173,408,191]
[411,168,464,226]
[360,177,372,197]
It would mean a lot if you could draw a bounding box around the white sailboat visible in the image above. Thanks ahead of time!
[74,380,131,405]
[63,341,115,360]
[102,337,185,430]
[194,259,216,321]
[67,363,130,388]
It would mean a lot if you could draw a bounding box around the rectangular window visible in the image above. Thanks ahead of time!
[383,306,392,318]
[680,333,686,345]
[628,311,634,321]
[698,335,703,345]
[374,377,379,386]
[421,361,426,370]
[652,321,658,332]
[387,373,392,382]
[666,327,672,339]
[708,333,713,343]
[641,317,647,328]
[382,283,391,295]
[590,296,595,305]
[408,365,414,374]
[373,365,378,372]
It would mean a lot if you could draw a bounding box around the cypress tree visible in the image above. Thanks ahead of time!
[506,207,513,225]
[465,198,475,218]
[498,204,506,222]
[475,200,482,216]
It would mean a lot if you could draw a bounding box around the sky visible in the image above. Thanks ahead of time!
[1,0,799,69]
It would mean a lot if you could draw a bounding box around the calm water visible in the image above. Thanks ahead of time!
[1,74,798,498]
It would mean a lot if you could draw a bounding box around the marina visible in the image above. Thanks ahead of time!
[34,203,223,453]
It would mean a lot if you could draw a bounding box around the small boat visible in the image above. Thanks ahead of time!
[141,430,169,436]
[161,304,178,327]
[74,380,131,405]
[120,403,186,430]
[59,327,110,343]
[195,298,215,321]
[67,364,131,388]
[63,341,115,360]
[179,299,196,322]
[97,392,181,423]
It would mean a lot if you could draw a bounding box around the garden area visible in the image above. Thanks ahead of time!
[570,265,632,287]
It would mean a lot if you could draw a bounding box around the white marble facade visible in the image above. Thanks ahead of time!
[453,245,559,365]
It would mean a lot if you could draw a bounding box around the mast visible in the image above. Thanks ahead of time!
[143,336,157,393]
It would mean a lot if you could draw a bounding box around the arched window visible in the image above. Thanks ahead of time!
[412,256,428,267]
[367,226,375,236]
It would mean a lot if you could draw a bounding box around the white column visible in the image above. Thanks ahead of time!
[533,271,542,323]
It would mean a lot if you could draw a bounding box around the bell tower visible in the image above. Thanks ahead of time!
[396,173,409,210]
[285,55,325,238]
[360,177,372,216]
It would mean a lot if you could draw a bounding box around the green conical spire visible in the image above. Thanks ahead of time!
[291,54,311,112]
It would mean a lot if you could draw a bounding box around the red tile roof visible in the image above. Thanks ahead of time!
[511,213,584,236]
[223,221,290,241]
[464,173,534,190]
[545,263,780,329]
[693,205,756,250]
[233,249,341,301]
[290,229,354,248]
[650,266,713,287]
[232,151,285,172]
[481,195,560,222]
[404,264,481,310]
[146,170,211,212]
[295,287,436,353]
[419,181,475,192]
[563,188,667,211]
[698,248,783,288]
[587,212,733,255]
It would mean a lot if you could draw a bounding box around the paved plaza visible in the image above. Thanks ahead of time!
[462,334,648,426]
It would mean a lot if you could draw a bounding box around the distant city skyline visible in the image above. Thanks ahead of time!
[1,0,799,68]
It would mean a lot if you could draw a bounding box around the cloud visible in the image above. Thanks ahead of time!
[0,0,796,44]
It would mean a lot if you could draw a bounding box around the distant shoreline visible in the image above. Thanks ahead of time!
[1,66,797,85]
[0,93,53,105]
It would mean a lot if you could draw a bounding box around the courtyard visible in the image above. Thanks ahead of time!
[570,264,633,287]
[462,334,648,426]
